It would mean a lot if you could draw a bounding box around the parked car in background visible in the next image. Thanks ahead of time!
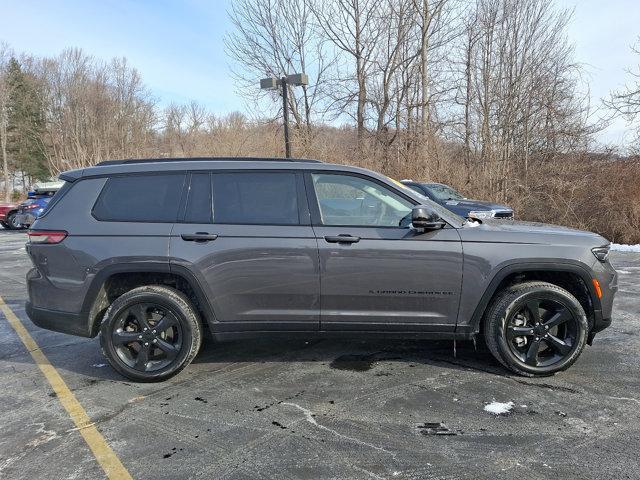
[0,202,21,230]
[14,182,64,228]
[401,180,513,220]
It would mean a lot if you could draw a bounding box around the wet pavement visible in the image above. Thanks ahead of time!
[0,227,638,479]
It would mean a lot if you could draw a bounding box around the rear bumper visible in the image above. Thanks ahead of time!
[25,301,92,337]
[15,213,36,226]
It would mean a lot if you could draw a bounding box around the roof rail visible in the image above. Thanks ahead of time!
[96,157,323,166]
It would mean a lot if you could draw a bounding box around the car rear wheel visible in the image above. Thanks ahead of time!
[5,212,23,230]
[100,285,202,382]
[484,281,588,377]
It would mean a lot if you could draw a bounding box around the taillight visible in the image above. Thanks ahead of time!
[27,230,67,244]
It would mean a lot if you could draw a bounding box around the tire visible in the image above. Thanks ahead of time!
[0,221,8,229]
[5,211,22,230]
[483,281,588,377]
[100,285,202,382]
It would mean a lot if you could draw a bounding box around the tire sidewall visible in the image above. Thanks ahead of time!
[100,289,198,382]
[7,212,21,230]
[495,287,588,375]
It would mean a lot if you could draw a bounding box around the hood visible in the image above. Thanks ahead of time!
[443,198,511,211]
[460,219,608,247]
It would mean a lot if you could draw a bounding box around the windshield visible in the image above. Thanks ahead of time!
[423,183,464,201]
[390,178,466,227]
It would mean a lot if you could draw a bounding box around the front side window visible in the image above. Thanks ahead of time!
[312,173,413,227]
[212,172,300,225]
[93,174,185,222]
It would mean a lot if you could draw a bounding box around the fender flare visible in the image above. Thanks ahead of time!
[466,260,601,334]
[81,261,216,337]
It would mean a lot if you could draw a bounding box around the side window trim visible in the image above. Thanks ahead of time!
[304,171,418,229]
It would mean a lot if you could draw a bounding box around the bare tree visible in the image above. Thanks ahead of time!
[605,38,640,150]
[225,0,333,130]
[311,0,383,144]
[0,42,12,200]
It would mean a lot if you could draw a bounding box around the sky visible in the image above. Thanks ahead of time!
[0,0,639,146]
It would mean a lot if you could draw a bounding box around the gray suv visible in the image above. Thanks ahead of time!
[25,158,617,381]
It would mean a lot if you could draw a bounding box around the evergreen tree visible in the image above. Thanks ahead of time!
[6,57,48,184]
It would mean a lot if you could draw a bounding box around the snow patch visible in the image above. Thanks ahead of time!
[610,243,640,253]
[484,401,515,415]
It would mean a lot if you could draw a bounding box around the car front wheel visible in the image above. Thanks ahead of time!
[484,281,588,377]
[100,285,202,382]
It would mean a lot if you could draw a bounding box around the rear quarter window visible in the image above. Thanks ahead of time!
[93,173,185,222]
[39,181,73,216]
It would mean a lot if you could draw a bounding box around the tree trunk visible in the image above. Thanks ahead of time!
[1,119,8,201]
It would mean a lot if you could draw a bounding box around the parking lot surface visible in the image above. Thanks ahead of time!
[1,228,639,480]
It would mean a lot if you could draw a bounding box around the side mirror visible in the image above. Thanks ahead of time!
[411,205,446,230]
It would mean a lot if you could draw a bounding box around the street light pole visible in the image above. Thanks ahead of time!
[260,73,308,159]
[281,77,291,158]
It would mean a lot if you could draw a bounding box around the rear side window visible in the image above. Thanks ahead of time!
[212,172,299,225]
[93,174,185,222]
[184,173,212,223]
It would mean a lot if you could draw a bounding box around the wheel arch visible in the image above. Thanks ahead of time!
[468,261,601,335]
[82,263,216,337]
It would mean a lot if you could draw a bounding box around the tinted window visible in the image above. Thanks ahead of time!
[93,174,185,222]
[212,172,299,225]
[184,173,212,223]
[424,183,464,201]
[312,173,413,227]
[41,181,73,215]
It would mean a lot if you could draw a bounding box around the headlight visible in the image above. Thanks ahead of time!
[468,210,494,219]
[592,246,610,262]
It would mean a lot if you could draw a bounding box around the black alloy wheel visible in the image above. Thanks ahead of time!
[505,297,578,368]
[100,285,202,382]
[111,303,183,372]
[484,281,589,377]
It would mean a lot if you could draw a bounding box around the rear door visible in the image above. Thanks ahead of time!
[306,171,463,332]
[170,170,320,332]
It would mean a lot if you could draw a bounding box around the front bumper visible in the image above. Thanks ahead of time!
[587,259,618,342]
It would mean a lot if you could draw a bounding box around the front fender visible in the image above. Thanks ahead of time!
[457,258,600,334]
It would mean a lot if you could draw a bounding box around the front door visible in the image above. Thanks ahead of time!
[170,170,320,332]
[306,172,463,332]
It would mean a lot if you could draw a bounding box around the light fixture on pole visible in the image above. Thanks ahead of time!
[260,73,308,158]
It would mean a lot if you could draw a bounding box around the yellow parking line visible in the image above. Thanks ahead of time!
[0,296,132,480]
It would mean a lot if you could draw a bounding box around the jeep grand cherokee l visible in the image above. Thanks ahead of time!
[25,158,617,381]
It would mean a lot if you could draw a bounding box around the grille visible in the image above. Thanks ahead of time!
[494,211,513,218]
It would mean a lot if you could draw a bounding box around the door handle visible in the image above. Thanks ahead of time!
[324,234,360,244]
[181,232,218,242]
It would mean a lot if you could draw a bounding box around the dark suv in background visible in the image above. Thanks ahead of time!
[401,180,513,219]
[25,158,617,381]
